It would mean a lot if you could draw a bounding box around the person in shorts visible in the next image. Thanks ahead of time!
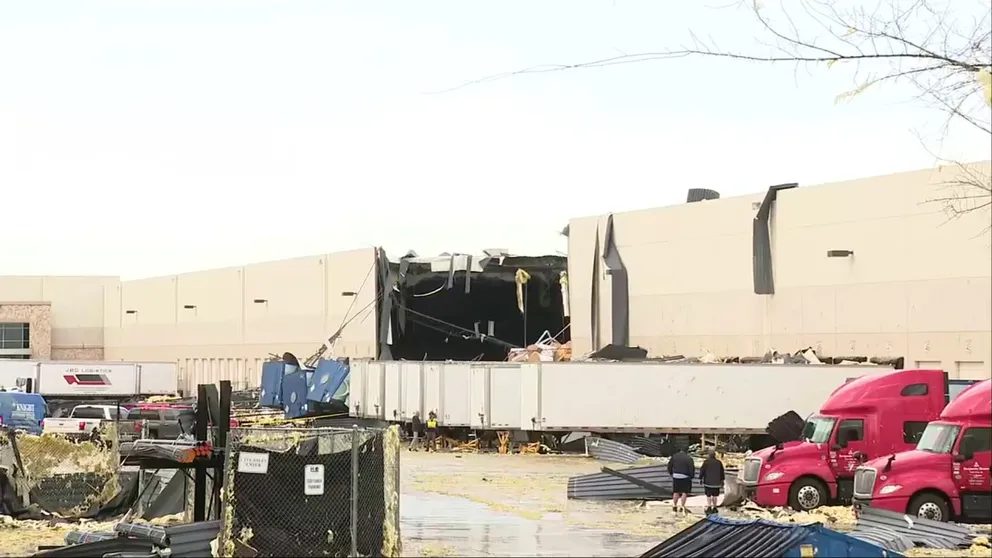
[699,449,726,515]
[667,448,695,513]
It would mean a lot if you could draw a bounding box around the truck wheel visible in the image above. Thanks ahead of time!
[908,493,950,522]
[788,478,827,512]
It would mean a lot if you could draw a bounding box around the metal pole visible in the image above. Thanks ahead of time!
[351,425,359,558]
[394,428,401,555]
[522,286,528,347]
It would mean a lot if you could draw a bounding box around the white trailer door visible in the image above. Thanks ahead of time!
[365,362,385,419]
[137,362,178,395]
[488,364,522,429]
[383,362,403,421]
[349,359,367,418]
[469,364,490,429]
[423,363,442,420]
[441,364,472,426]
[400,362,423,420]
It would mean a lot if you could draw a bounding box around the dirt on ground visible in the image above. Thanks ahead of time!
[401,450,990,557]
[0,511,187,556]
[400,451,857,555]
[2,450,988,557]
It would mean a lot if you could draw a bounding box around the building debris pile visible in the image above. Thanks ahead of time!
[570,344,905,368]
[0,425,128,520]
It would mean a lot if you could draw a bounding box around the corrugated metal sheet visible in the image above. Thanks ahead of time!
[64,531,115,545]
[584,436,640,464]
[141,469,185,520]
[641,516,900,558]
[32,539,154,557]
[166,520,222,557]
[852,506,972,549]
[42,521,220,558]
[567,464,739,501]
[848,527,915,553]
[114,522,169,546]
[628,437,667,457]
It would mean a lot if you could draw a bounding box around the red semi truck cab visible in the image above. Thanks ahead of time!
[740,369,974,511]
[853,379,991,522]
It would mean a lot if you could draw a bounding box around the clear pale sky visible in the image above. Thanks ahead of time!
[2,1,988,279]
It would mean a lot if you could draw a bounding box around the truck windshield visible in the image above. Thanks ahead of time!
[802,416,836,443]
[916,423,961,454]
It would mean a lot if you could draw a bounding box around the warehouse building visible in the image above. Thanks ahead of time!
[0,276,117,361]
[2,163,989,390]
[568,162,992,379]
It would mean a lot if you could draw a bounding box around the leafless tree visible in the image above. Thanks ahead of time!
[449,0,991,221]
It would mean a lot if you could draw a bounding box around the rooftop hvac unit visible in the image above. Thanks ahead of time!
[686,188,720,203]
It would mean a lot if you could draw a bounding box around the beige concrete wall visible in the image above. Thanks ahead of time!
[0,276,118,359]
[569,162,992,379]
[104,248,378,393]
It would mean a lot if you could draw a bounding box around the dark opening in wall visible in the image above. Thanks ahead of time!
[387,254,569,361]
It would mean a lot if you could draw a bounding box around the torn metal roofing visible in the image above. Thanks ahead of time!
[851,506,972,550]
[640,516,901,558]
[33,538,154,557]
[585,436,641,464]
[33,520,221,558]
[166,520,222,557]
[567,463,739,501]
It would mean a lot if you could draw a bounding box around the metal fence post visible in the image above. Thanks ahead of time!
[394,431,401,550]
[351,425,359,558]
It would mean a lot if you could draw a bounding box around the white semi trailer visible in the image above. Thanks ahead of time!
[0,360,178,415]
[349,360,888,437]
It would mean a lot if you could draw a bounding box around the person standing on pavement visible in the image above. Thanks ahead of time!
[409,411,423,451]
[667,448,695,513]
[425,411,439,452]
[699,449,726,515]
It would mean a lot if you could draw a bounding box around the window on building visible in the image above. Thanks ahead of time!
[0,323,30,350]
[903,421,929,444]
[0,354,30,360]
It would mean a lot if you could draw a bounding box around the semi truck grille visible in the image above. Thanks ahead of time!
[853,467,877,498]
[742,457,762,485]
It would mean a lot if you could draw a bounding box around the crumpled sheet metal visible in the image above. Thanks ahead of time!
[852,506,972,550]
[584,436,640,464]
[567,463,740,501]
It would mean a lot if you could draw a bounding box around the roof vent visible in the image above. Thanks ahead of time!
[686,188,720,203]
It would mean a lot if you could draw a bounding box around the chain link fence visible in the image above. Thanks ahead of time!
[0,423,129,517]
[219,425,401,557]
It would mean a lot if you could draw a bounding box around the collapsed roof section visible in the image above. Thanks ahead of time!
[381,249,569,361]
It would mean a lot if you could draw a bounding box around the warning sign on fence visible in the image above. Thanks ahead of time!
[304,464,325,495]
[238,452,269,474]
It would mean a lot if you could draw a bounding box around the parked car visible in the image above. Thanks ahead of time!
[42,404,128,438]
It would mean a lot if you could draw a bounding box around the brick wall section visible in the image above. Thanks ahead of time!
[51,348,104,360]
[0,302,52,359]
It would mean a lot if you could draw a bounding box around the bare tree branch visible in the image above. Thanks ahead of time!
[445,0,992,221]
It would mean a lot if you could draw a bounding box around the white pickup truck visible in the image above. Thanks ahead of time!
[41,405,128,437]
